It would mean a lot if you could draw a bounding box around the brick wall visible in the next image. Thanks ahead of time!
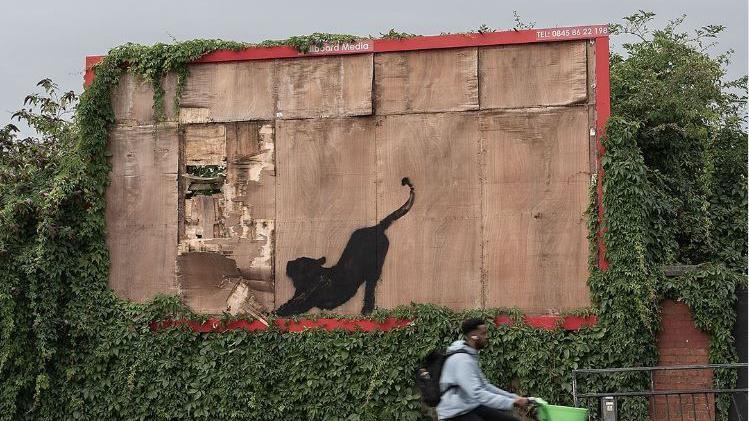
[652,300,714,421]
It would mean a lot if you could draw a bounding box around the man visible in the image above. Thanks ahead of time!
[437,318,529,421]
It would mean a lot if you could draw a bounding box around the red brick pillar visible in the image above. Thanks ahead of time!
[652,300,714,421]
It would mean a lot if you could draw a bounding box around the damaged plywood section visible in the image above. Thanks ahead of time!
[480,107,591,313]
[178,121,275,315]
[106,124,179,300]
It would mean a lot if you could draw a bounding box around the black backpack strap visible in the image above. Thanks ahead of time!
[440,349,470,396]
[445,349,469,360]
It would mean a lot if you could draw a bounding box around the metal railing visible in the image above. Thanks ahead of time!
[572,364,748,421]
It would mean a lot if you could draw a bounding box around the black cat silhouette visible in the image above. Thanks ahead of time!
[276,177,415,315]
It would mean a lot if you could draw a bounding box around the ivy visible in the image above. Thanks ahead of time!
[1,14,746,421]
[257,33,360,52]
[378,29,418,40]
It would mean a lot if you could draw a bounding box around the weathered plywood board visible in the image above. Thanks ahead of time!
[275,118,377,223]
[111,72,178,124]
[184,124,226,166]
[275,118,377,314]
[180,61,275,123]
[276,54,373,119]
[374,48,479,114]
[480,107,590,312]
[106,124,179,301]
[479,41,587,109]
[375,113,482,309]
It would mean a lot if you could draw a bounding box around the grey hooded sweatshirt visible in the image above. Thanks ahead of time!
[436,340,519,419]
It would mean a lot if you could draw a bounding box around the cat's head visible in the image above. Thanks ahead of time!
[286,256,326,289]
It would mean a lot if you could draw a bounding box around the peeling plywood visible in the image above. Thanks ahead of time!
[178,251,273,315]
[226,281,271,318]
[184,194,226,240]
[178,220,275,313]
[111,72,178,124]
[178,121,276,314]
[480,107,590,313]
[179,218,275,281]
[225,122,275,221]
[276,54,373,119]
[180,61,275,123]
[184,124,226,165]
[105,124,179,301]
[375,113,482,309]
[249,219,274,280]
[479,41,587,109]
[374,48,478,114]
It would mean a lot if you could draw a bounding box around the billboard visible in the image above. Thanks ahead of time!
[96,25,610,316]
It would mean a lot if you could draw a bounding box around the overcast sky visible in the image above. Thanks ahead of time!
[1,0,746,132]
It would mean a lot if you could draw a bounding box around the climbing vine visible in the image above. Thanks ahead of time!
[0,13,745,420]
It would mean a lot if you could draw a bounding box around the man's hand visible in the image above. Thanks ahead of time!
[513,397,530,407]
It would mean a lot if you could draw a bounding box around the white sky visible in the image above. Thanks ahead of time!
[1,0,746,132]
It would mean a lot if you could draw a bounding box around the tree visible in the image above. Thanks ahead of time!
[610,12,747,271]
[0,80,78,417]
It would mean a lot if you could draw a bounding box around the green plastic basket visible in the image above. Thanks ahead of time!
[533,398,588,421]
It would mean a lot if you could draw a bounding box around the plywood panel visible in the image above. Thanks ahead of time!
[180,61,275,123]
[375,113,482,309]
[111,72,178,124]
[480,107,590,313]
[276,54,373,119]
[276,118,377,223]
[479,41,587,109]
[184,124,226,166]
[275,118,377,314]
[106,124,179,301]
[374,48,478,114]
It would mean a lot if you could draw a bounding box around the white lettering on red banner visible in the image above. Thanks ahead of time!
[535,25,609,41]
[306,40,373,55]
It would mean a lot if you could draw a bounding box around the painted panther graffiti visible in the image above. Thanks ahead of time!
[276,177,415,315]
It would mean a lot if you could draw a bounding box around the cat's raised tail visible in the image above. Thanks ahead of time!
[378,177,415,230]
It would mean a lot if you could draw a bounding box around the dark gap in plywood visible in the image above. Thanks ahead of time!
[184,165,225,198]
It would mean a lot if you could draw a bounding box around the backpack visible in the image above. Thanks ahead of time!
[415,349,468,407]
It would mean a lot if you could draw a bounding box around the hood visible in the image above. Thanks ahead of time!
[446,339,478,355]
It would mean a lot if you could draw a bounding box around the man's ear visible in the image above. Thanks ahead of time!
[317,257,326,265]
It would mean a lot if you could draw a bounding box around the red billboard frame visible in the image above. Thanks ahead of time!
[85,25,610,332]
